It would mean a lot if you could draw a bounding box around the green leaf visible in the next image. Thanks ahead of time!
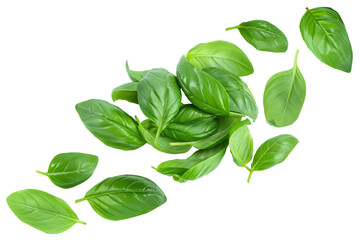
[154,140,228,183]
[176,56,230,116]
[248,134,298,182]
[126,60,149,82]
[36,152,98,189]
[7,189,85,234]
[137,118,191,154]
[263,50,306,127]
[300,7,352,72]
[162,104,219,142]
[76,99,145,150]
[186,40,254,77]
[204,67,258,121]
[112,82,138,104]
[226,20,288,52]
[138,68,182,144]
[229,121,253,167]
[75,175,166,221]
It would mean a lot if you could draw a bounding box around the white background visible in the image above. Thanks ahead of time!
[1,0,359,239]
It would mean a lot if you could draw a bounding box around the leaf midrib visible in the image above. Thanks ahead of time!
[84,190,156,202]
[239,25,284,38]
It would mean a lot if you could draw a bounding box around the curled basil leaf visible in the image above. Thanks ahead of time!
[75,175,166,221]
[226,20,288,52]
[300,7,352,73]
[126,60,149,82]
[154,140,228,183]
[186,40,254,77]
[248,134,298,182]
[76,99,145,150]
[7,189,85,234]
[112,82,138,103]
[162,104,219,142]
[229,121,253,168]
[138,68,182,144]
[263,50,306,127]
[37,152,98,189]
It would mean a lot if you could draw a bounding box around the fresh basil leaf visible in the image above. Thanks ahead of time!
[75,175,166,221]
[154,140,228,183]
[126,60,149,82]
[248,134,298,182]
[186,40,254,77]
[226,20,288,52]
[176,56,230,116]
[7,189,85,234]
[36,152,98,189]
[229,121,253,167]
[112,82,138,104]
[76,99,145,150]
[263,50,306,127]
[204,67,258,121]
[137,118,191,154]
[300,7,352,72]
[138,68,182,144]
[162,104,219,141]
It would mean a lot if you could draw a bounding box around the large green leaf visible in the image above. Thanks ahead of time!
[112,82,138,104]
[263,50,306,127]
[300,7,352,72]
[125,60,149,82]
[248,134,298,182]
[226,20,288,52]
[138,68,182,144]
[7,189,85,234]
[162,104,219,142]
[76,99,145,150]
[204,67,258,121]
[176,56,230,116]
[154,140,228,183]
[37,152,98,189]
[229,121,253,167]
[186,40,253,76]
[75,175,166,221]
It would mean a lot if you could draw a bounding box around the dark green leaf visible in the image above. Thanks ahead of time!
[7,189,85,234]
[226,20,288,52]
[37,152,98,189]
[263,50,306,127]
[75,175,166,221]
[229,121,253,167]
[300,7,352,72]
[112,82,138,104]
[186,40,254,76]
[126,60,149,82]
[76,99,145,150]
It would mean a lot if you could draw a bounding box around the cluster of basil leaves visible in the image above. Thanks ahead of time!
[6,6,353,235]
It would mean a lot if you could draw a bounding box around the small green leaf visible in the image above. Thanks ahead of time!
[229,121,253,167]
[125,60,149,82]
[112,82,138,103]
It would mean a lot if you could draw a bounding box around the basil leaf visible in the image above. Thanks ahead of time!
[263,50,306,127]
[226,20,288,52]
[75,175,166,221]
[112,82,138,104]
[204,67,258,121]
[229,121,253,167]
[186,40,254,77]
[248,134,298,182]
[176,56,230,116]
[36,152,98,189]
[7,189,85,234]
[162,104,219,142]
[138,68,182,144]
[76,99,145,150]
[154,140,228,183]
[126,60,149,82]
[300,7,352,72]
[137,118,191,154]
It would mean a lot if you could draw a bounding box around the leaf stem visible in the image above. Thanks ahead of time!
[229,112,245,118]
[75,198,86,203]
[293,49,300,68]
[76,219,87,225]
[169,141,195,146]
[305,7,310,11]
[36,170,48,176]
[225,25,239,31]
[247,170,254,183]
[244,165,251,172]
[154,128,161,147]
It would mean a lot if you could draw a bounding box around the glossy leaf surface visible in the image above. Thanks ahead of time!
[7,189,85,234]
[227,20,288,52]
[186,40,254,76]
[76,175,166,221]
[300,7,352,72]
[229,121,253,167]
[112,82,138,104]
[154,140,228,183]
[76,99,145,150]
[37,152,98,189]
[126,60,149,82]
[263,50,306,127]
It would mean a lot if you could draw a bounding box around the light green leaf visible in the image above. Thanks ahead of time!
[229,121,253,167]
[126,60,149,82]
[112,82,138,104]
